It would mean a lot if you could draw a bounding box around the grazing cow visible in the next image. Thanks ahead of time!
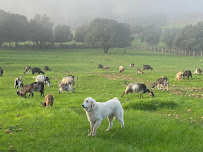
[143,65,153,70]
[194,68,202,75]
[119,66,124,72]
[58,83,74,94]
[175,71,183,80]
[137,68,143,74]
[44,65,51,71]
[24,66,32,74]
[121,83,154,98]
[0,67,3,76]
[32,67,45,75]
[152,76,169,91]
[14,78,24,89]
[129,63,134,68]
[41,94,54,109]
[103,65,110,70]
[34,75,50,87]
[17,82,44,98]
[98,64,103,69]
[183,70,192,79]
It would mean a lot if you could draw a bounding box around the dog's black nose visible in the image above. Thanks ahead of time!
[82,104,84,108]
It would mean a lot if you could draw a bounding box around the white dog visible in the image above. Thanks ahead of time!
[82,97,124,136]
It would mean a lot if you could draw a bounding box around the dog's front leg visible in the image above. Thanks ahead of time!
[92,121,101,136]
[88,121,95,136]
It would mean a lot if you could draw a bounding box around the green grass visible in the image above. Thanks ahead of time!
[0,48,203,152]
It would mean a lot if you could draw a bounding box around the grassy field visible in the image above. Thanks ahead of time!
[0,48,203,152]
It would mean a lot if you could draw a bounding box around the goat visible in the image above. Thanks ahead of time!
[175,71,183,80]
[24,66,32,74]
[194,68,202,75]
[143,65,153,70]
[98,64,103,69]
[58,83,74,94]
[129,63,134,68]
[0,68,3,76]
[34,75,50,87]
[41,94,54,109]
[14,78,24,89]
[137,68,143,74]
[152,76,169,91]
[121,83,154,98]
[32,67,45,75]
[183,70,192,79]
[44,66,51,71]
[103,65,110,70]
[119,66,124,72]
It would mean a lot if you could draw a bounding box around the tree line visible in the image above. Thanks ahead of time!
[0,10,202,54]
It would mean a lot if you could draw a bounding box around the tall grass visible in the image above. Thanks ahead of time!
[0,48,202,152]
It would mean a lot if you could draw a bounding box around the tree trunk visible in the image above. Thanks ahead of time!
[103,47,109,54]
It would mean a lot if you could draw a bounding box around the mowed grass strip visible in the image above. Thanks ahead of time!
[0,48,202,152]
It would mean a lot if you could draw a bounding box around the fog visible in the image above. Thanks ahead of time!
[1,0,203,27]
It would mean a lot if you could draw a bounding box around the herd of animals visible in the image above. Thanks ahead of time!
[0,64,202,136]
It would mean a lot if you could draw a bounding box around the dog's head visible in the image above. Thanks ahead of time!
[82,97,96,112]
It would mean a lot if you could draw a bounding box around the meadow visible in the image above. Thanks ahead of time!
[0,48,203,152]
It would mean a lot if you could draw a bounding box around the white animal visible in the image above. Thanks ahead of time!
[119,66,124,72]
[194,68,202,75]
[82,97,124,136]
[58,83,74,94]
[14,78,23,89]
[34,75,50,87]
[60,75,77,89]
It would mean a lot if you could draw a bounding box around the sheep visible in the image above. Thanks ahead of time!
[121,83,154,98]
[137,68,143,74]
[119,66,124,72]
[103,65,110,70]
[41,94,54,109]
[34,75,50,87]
[44,65,51,71]
[98,64,103,69]
[152,76,169,91]
[175,71,183,80]
[24,66,32,74]
[14,78,24,89]
[17,82,44,98]
[32,67,45,75]
[194,68,202,75]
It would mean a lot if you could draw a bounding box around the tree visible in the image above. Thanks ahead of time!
[28,14,53,46]
[85,18,133,54]
[74,25,87,43]
[54,25,73,44]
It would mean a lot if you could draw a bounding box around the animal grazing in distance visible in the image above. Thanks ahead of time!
[152,76,169,91]
[143,65,153,70]
[103,65,110,70]
[34,75,50,87]
[14,78,24,89]
[175,71,183,80]
[194,68,202,75]
[0,67,3,76]
[137,68,143,74]
[82,97,124,136]
[98,64,103,69]
[129,63,134,68]
[183,70,192,79]
[32,67,45,75]
[119,66,124,72]
[24,66,32,74]
[44,66,51,71]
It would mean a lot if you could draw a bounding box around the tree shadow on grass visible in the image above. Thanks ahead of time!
[122,101,178,111]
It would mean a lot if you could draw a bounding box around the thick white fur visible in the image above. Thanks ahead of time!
[82,97,124,136]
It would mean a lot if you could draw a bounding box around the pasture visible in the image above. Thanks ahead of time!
[0,48,203,152]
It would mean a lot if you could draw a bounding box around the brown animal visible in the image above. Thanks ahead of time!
[41,94,54,109]
[121,83,154,98]
[152,76,169,91]
[17,82,44,98]
[137,68,143,74]
[175,71,183,80]
[24,66,32,74]
[103,65,110,70]
[119,66,124,72]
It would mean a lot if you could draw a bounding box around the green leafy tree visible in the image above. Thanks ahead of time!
[54,25,73,44]
[85,18,132,54]
[74,25,87,44]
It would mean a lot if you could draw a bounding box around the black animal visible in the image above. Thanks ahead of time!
[143,65,153,70]
[183,70,192,79]
[32,67,45,75]
[98,64,103,69]
[0,67,3,76]
[44,66,51,71]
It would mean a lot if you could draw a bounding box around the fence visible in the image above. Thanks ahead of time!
[135,45,203,56]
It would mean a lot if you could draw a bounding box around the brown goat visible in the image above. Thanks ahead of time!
[137,68,143,74]
[41,94,54,109]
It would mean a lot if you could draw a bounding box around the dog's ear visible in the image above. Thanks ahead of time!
[90,99,96,110]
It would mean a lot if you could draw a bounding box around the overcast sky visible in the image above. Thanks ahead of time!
[1,0,203,25]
